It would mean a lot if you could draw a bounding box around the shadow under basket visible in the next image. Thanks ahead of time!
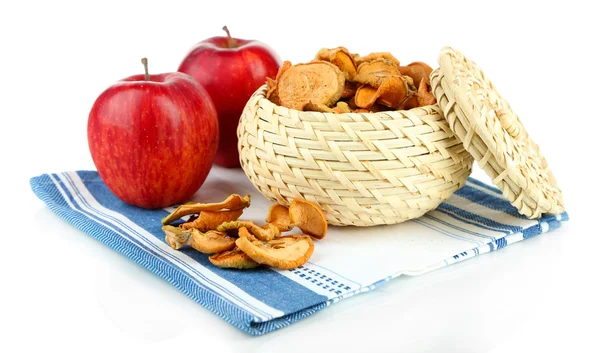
[237,85,474,226]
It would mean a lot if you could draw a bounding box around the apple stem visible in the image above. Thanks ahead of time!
[141,57,150,81]
[222,26,236,48]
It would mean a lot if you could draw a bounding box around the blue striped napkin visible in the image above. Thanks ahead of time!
[30,169,568,335]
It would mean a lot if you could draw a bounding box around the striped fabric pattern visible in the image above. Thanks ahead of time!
[30,170,568,335]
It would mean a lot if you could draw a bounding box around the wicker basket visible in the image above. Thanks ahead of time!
[237,85,474,226]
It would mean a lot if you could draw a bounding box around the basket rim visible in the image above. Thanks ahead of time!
[252,84,441,119]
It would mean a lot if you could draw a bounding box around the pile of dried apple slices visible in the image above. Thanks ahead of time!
[161,195,327,270]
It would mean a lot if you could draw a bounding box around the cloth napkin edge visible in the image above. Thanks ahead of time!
[30,173,285,336]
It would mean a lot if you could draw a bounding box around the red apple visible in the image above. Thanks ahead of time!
[88,58,219,209]
[178,26,281,168]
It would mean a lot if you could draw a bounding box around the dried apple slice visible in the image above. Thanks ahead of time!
[209,247,260,269]
[417,79,436,107]
[355,52,400,67]
[353,59,402,88]
[266,61,292,105]
[354,85,379,108]
[403,75,417,91]
[375,76,408,108]
[266,77,278,102]
[303,101,335,113]
[217,220,280,241]
[180,209,244,231]
[289,199,328,239]
[236,227,314,270]
[163,225,192,250]
[277,61,345,110]
[265,204,292,232]
[354,75,407,109]
[399,91,419,110]
[316,47,358,80]
[332,101,352,114]
[162,225,235,254]
[341,81,358,99]
[399,61,433,87]
[161,194,250,225]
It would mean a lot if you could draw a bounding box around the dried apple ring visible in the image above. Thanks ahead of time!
[316,47,358,80]
[163,226,235,254]
[216,220,280,241]
[266,77,278,100]
[163,225,192,250]
[180,209,244,231]
[376,76,408,108]
[355,52,400,67]
[161,194,251,225]
[333,101,352,114]
[341,81,358,99]
[276,61,345,110]
[265,204,292,231]
[236,227,314,270]
[266,61,292,105]
[354,85,379,108]
[209,247,260,269]
[289,199,328,239]
[354,59,402,88]
[355,75,407,109]
[303,101,335,113]
[400,91,419,110]
[399,61,433,87]
[417,79,436,107]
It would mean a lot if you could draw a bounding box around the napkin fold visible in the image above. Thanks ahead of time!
[30,169,568,335]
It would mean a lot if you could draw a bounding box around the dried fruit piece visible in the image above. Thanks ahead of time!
[276,61,345,110]
[265,204,292,231]
[355,76,407,109]
[304,101,335,113]
[161,194,251,225]
[353,59,402,88]
[417,79,436,107]
[163,225,192,250]
[316,47,358,80]
[163,226,235,254]
[266,61,292,105]
[403,75,417,92]
[289,199,328,239]
[217,220,280,241]
[377,76,409,108]
[399,61,433,87]
[266,77,276,96]
[332,101,352,114]
[217,220,255,232]
[266,77,278,102]
[354,85,378,108]
[399,91,419,110]
[341,81,358,99]
[236,227,314,270]
[355,52,400,67]
[209,247,260,269]
[260,223,282,240]
[180,209,244,231]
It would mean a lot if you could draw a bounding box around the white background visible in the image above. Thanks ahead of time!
[1,0,598,352]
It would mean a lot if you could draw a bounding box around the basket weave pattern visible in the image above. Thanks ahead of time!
[431,47,564,218]
[238,86,474,226]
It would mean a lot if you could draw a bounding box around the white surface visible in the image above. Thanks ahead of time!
[0,1,598,352]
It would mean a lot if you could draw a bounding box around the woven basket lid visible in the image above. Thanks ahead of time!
[430,47,564,218]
